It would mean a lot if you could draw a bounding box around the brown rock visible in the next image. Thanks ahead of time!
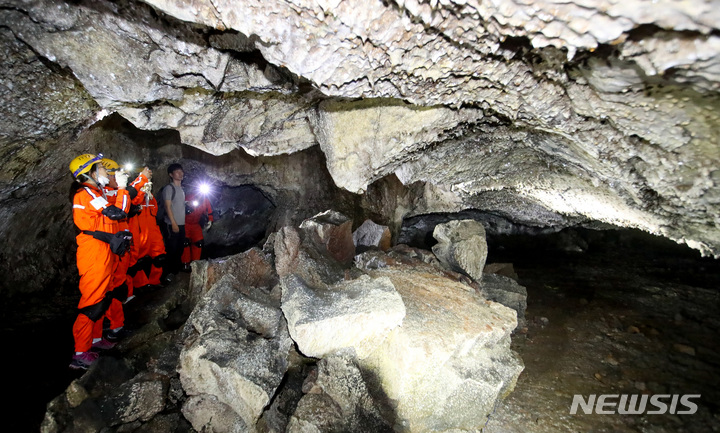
[299,210,355,264]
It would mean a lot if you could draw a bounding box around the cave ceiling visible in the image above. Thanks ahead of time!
[1,0,719,256]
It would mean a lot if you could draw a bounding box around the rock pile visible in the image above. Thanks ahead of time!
[42,211,524,433]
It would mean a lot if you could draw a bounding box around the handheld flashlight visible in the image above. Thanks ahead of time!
[198,182,211,195]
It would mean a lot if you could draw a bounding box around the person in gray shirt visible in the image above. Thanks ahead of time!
[161,163,186,280]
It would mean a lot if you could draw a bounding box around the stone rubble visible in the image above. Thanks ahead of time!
[41,211,526,432]
[352,219,392,252]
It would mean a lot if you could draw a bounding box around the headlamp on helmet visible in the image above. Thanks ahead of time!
[100,158,121,175]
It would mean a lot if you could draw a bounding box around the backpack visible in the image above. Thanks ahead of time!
[155,183,176,227]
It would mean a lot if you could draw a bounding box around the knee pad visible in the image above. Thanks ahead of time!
[133,255,153,276]
[183,237,191,247]
[153,254,167,268]
[127,262,140,277]
[128,257,147,277]
[78,296,113,322]
[194,239,204,248]
[111,282,129,302]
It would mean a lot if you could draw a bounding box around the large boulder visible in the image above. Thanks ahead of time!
[281,274,406,359]
[188,247,278,311]
[179,276,293,430]
[298,210,356,265]
[284,245,523,432]
[361,265,523,432]
[275,210,360,290]
[432,219,489,282]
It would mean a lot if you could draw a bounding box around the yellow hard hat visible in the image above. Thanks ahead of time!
[100,158,120,174]
[69,153,103,178]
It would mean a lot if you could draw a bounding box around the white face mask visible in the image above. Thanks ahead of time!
[97,175,110,186]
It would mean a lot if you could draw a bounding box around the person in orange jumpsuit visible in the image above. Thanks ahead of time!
[69,153,132,370]
[181,186,214,271]
[128,179,168,289]
[100,159,151,342]
[125,167,153,293]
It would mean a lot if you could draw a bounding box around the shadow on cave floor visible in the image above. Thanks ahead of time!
[484,228,720,433]
[0,289,80,432]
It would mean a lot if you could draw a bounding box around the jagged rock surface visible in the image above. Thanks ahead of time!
[287,353,394,433]
[1,0,719,260]
[274,211,360,290]
[276,213,524,432]
[298,210,356,265]
[358,261,524,431]
[179,276,293,430]
[42,218,525,432]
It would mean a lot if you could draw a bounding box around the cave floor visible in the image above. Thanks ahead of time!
[484,231,720,433]
[4,229,720,432]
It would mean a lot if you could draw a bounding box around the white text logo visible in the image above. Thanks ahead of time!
[570,394,700,415]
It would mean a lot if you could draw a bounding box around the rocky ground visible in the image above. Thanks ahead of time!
[3,228,719,432]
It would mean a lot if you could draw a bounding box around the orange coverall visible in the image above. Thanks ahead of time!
[103,174,148,329]
[130,190,167,287]
[72,184,130,353]
[182,194,213,264]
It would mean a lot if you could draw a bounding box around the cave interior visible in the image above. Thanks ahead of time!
[0,0,719,432]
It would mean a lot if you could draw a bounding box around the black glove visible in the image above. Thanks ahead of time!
[127,204,142,218]
[102,205,128,221]
[109,231,133,256]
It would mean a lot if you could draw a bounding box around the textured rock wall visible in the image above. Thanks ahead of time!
[1,0,719,276]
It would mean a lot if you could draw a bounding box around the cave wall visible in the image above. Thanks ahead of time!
[0,0,719,295]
